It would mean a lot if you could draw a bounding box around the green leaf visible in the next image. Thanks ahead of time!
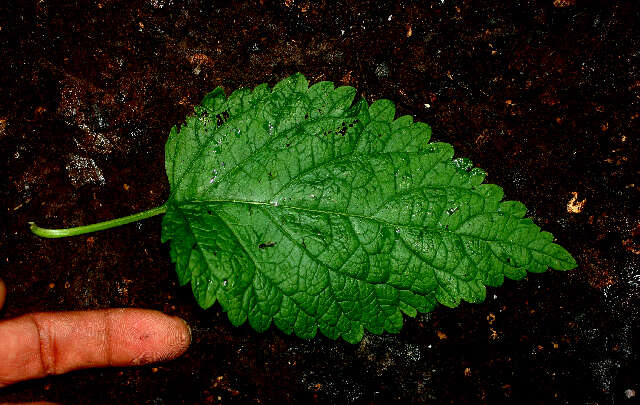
[160,73,577,343]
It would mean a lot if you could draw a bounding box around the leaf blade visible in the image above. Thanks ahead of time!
[162,74,577,342]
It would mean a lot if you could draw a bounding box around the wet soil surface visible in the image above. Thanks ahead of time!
[1,0,639,404]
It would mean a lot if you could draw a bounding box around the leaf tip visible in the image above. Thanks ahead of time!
[556,249,579,271]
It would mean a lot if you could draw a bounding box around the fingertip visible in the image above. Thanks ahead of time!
[165,315,192,360]
[111,309,191,365]
[174,316,192,348]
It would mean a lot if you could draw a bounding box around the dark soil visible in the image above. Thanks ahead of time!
[1,0,639,404]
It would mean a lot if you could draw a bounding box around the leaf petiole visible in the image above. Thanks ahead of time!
[29,204,168,238]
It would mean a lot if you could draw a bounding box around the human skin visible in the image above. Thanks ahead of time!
[0,277,191,390]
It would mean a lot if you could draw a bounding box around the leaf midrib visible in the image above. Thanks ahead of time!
[170,197,567,263]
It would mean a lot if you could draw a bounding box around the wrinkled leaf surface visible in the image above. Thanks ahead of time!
[161,74,576,343]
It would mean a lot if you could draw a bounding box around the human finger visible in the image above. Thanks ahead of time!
[0,308,191,387]
[0,277,6,310]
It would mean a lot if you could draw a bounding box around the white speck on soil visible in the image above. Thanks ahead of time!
[65,154,105,188]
